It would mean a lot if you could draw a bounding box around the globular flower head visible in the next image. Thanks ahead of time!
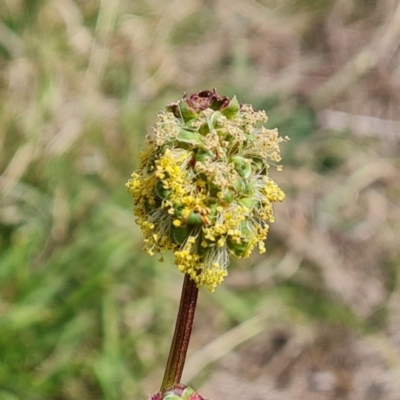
[126,89,288,291]
[148,384,205,400]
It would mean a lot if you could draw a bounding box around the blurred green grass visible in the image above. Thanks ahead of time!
[1,1,400,399]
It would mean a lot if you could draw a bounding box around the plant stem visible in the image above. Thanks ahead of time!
[160,274,199,391]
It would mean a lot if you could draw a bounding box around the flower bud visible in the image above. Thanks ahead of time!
[148,384,206,400]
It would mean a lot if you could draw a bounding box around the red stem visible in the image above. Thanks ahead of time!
[160,274,199,391]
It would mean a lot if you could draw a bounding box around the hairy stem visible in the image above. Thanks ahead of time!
[161,274,199,391]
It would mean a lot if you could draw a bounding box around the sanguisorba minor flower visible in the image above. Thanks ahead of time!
[126,89,288,292]
[149,384,205,400]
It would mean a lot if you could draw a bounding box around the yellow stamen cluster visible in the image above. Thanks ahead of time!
[126,90,288,291]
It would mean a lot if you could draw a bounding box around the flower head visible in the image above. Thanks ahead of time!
[126,89,288,291]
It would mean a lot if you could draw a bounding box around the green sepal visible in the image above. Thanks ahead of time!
[251,156,265,172]
[221,95,239,119]
[207,111,222,129]
[181,387,195,400]
[239,197,255,211]
[171,225,190,245]
[207,202,219,222]
[172,203,184,218]
[197,241,208,257]
[167,100,198,122]
[227,237,249,257]
[221,188,235,203]
[241,182,255,196]
[186,211,204,225]
[144,200,154,215]
[232,178,245,193]
[209,185,219,197]
[177,129,203,146]
[239,220,250,235]
[226,221,249,258]
[231,155,252,179]
[195,149,214,163]
[163,394,180,400]
[198,122,209,136]
[155,180,170,200]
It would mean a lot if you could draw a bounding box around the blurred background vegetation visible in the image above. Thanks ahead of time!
[1,0,400,399]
